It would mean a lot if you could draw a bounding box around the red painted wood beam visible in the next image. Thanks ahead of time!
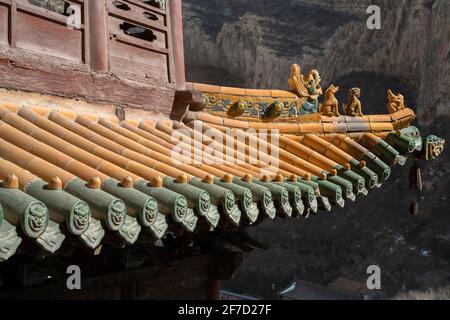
[88,0,108,72]
[169,0,186,90]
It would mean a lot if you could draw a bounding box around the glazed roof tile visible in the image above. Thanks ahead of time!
[0,94,444,260]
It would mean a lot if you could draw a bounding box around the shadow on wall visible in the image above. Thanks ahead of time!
[183,0,357,57]
[327,72,418,115]
[185,64,246,87]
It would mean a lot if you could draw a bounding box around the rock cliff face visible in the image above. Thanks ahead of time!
[183,0,449,123]
[182,0,450,298]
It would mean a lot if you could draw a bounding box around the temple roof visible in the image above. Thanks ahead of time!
[0,85,445,260]
[186,108,416,134]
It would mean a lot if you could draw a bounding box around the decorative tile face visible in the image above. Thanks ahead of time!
[198,64,329,121]
[202,93,303,120]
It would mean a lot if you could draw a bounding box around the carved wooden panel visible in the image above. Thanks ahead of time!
[109,0,166,27]
[108,0,171,84]
[14,0,85,62]
[108,16,167,51]
[16,11,83,62]
[110,39,169,83]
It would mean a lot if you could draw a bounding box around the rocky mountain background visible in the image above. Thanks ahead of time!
[182,0,450,299]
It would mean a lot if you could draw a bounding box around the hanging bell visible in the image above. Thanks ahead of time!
[409,162,423,191]
[409,200,419,216]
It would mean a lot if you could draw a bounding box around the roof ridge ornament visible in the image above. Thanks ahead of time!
[47,176,63,190]
[202,174,215,184]
[87,177,102,189]
[151,176,163,188]
[387,89,407,114]
[1,174,19,189]
[120,176,134,188]
[222,174,233,184]
[342,88,363,117]
[288,64,323,115]
[176,174,188,184]
[319,84,340,117]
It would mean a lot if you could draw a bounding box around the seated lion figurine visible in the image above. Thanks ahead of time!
[387,89,406,114]
[342,88,363,117]
[320,84,340,117]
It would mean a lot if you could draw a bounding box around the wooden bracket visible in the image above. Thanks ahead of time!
[170,90,204,121]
